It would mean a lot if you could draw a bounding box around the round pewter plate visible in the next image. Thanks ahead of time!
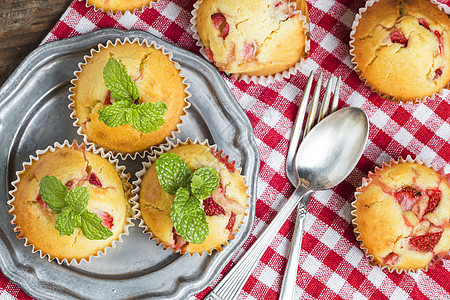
[0,28,259,300]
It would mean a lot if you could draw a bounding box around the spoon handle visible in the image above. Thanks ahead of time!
[205,180,313,300]
[279,194,310,300]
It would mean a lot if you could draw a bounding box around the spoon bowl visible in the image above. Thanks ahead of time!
[296,107,369,190]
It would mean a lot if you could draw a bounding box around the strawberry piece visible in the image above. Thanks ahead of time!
[226,212,236,231]
[36,195,49,209]
[64,180,75,189]
[395,186,421,211]
[172,228,187,248]
[205,48,214,62]
[103,91,112,106]
[89,173,102,187]
[424,189,441,215]
[434,68,443,80]
[381,252,400,265]
[434,30,444,54]
[211,13,229,39]
[409,231,443,252]
[243,42,258,61]
[95,210,114,229]
[203,197,226,216]
[389,31,408,47]
[418,18,430,30]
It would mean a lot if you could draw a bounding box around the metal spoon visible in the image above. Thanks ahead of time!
[205,107,369,300]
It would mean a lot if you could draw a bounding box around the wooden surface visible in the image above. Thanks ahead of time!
[0,0,72,86]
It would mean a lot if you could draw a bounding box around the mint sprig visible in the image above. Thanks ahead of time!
[39,175,113,240]
[99,58,168,133]
[156,153,220,244]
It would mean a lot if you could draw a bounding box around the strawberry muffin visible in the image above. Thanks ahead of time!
[193,0,309,79]
[134,140,248,255]
[80,0,158,14]
[350,0,450,102]
[8,141,132,264]
[352,157,450,272]
[70,38,190,158]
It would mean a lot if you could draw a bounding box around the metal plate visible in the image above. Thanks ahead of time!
[0,28,259,300]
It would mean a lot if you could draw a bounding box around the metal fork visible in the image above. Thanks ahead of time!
[280,71,341,299]
[204,72,341,300]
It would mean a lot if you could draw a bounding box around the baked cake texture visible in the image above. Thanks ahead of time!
[351,0,450,102]
[137,142,248,255]
[353,158,450,272]
[195,0,309,78]
[82,0,157,14]
[9,142,131,263]
[70,39,189,156]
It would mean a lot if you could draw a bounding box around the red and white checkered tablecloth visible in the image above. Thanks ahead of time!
[2,0,450,299]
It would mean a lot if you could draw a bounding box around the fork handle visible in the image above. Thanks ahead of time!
[279,194,311,300]
[205,180,313,300]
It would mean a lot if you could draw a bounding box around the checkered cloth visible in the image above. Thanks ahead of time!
[2,0,450,299]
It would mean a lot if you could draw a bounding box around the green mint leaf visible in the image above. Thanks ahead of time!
[98,100,131,127]
[80,211,113,240]
[39,175,68,214]
[55,207,81,236]
[65,186,89,215]
[191,167,220,200]
[103,58,139,102]
[170,188,209,244]
[156,153,192,195]
[127,101,167,133]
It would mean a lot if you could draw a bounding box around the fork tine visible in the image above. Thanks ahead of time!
[317,75,333,123]
[286,71,314,185]
[303,72,322,137]
[331,76,341,113]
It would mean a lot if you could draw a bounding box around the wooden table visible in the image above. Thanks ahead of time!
[0,0,72,86]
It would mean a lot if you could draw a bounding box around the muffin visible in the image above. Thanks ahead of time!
[352,156,450,272]
[350,0,450,102]
[80,0,158,14]
[133,140,248,255]
[70,38,190,158]
[8,141,132,264]
[192,0,310,82]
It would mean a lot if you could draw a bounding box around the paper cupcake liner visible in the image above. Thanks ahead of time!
[349,0,450,103]
[130,137,250,256]
[7,140,134,265]
[77,0,159,15]
[351,155,450,273]
[190,0,310,85]
[69,37,191,160]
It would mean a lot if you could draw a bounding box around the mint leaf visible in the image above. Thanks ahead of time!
[98,100,131,127]
[191,167,220,200]
[170,188,209,244]
[156,153,192,195]
[127,101,167,133]
[55,207,81,236]
[39,175,68,214]
[103,58,139,102]
[65,186,89,215]
[80,211,113,240]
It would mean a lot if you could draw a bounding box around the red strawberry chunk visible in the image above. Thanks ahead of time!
[434,30,444,54]
[424,189,441,215]
[172,228,187,248]
[395,186,421,211]
[418,18,430,30]
[103,91,112,106]
[226,212,236,231]
[89,173,102,187]
[389,31,408,47]
[36,195,49,209]
[409,231,443,252]
[211,13,229,39]
[381,252,400,265]
[205,48,214,62]
[203,197,226,216]
[243,42,258,61]
[95,210,114,229]
[434,68,443,80]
